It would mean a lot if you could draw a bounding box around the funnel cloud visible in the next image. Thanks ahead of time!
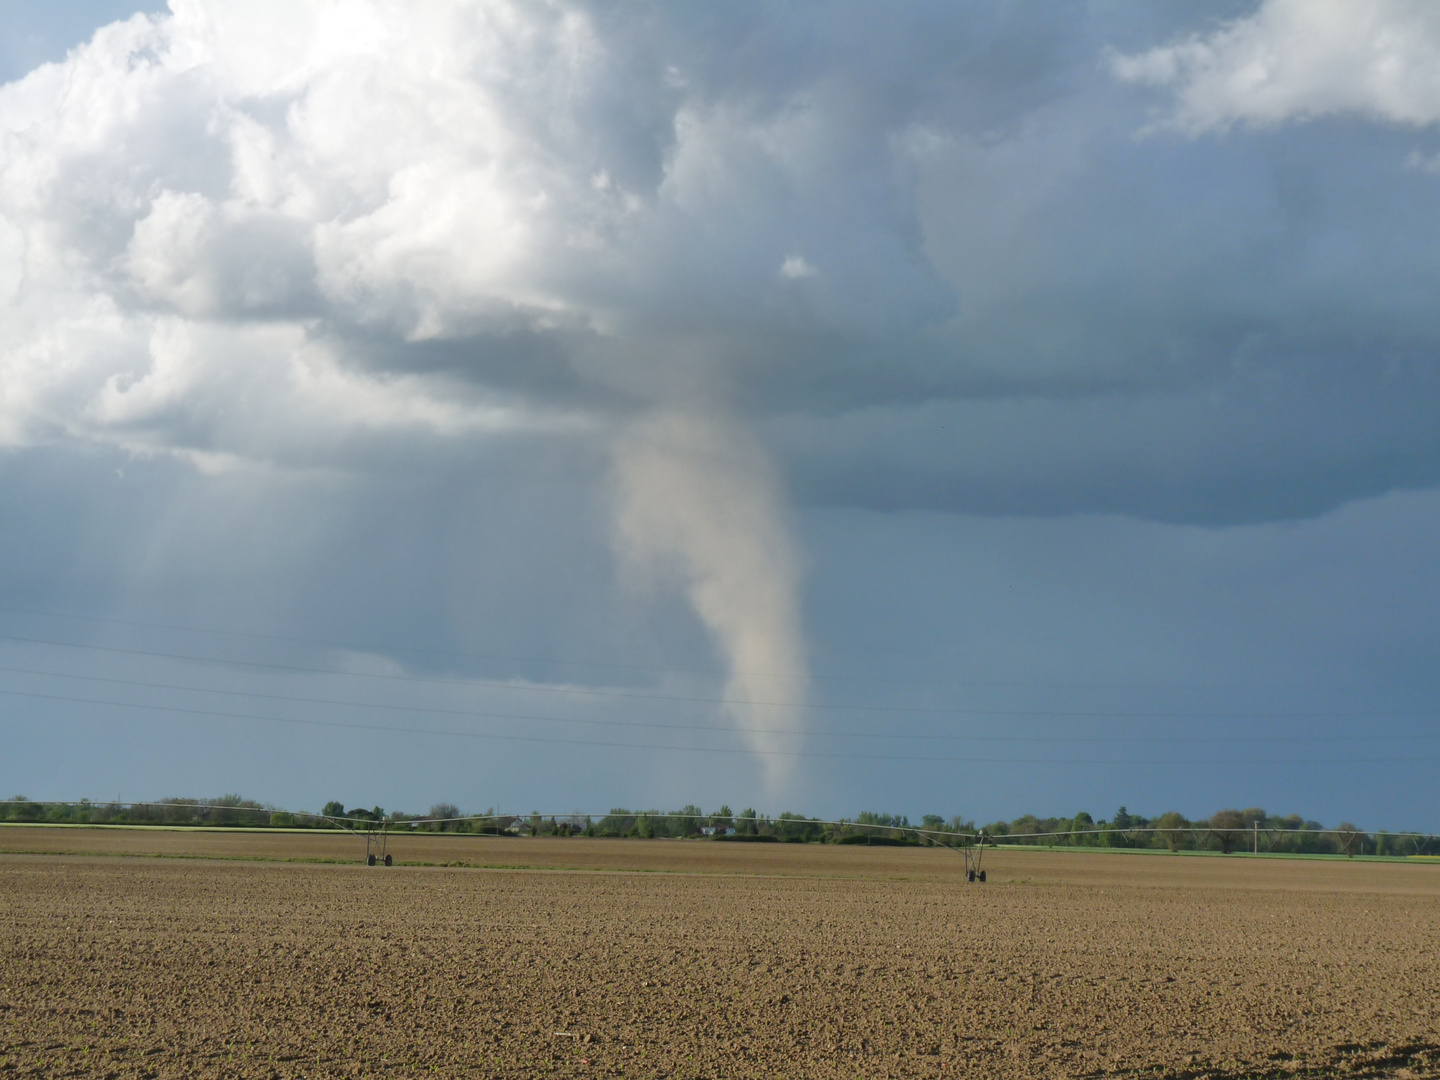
[613,410,807,789]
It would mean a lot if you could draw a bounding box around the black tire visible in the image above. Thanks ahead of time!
[978,870,986,883]
[383,854,393,867]
[367,854,376,866]
[967,870,975,882]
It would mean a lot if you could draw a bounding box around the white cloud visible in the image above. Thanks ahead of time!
[779,255,816,280]
[1111,0,1440,133]
[0,0,958,467]
[4,0,1440,530]
[0,1,646,463]
[1406,148,1440,174]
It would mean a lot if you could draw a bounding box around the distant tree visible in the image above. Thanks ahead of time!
[1336,822,1367,858]
[775,812,823,842]
[322,800,345,818]
[1233,808,1267,850]
[1114,807,1132,831]
[1003,814,1039,844]
[474,807,500,834]
[1265,814,1304,853]
[674,805,704,835]
[1207,809,1246,854]
[429,803,460,831]
[1153,811,1188,851]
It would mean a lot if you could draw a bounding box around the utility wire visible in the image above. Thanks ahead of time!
[0,605,811,685]
[0,662,1436,741]
[3,632,1440,719]
[0,603,1369,693]
[3,685,1439,766]
[0,606,1423,695]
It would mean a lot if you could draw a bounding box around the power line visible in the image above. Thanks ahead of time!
[0,604,763,681]
[0,662,1437,741]
[3,685,1439,766]
[3,632,1439,719]
[0,603,1415,695]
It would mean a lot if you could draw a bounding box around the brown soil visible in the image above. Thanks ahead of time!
[2,828,1438,1079]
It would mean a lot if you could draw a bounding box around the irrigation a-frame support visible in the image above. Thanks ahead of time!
[325,814,393,866]
[962,829,987,883]
[364,819,392,866]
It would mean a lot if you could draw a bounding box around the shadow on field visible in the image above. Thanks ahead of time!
[1103,1039,1440,1079]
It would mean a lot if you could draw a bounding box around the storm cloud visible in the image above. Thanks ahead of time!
[2,0,1437,524]
[5,1,1440,820]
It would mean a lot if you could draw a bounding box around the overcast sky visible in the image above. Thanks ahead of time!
[3,0,1440,831]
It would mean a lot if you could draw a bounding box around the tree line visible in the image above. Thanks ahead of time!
[3,795,1435,856]
[973,807,1431,857]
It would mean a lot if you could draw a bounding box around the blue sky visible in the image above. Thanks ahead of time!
[0,1,166,83]
[3,1,1439,831]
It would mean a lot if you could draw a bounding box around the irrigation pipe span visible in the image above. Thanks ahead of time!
[2,801,1434,851]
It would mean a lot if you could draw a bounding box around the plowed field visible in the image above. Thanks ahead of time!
[2,828,1438,1078]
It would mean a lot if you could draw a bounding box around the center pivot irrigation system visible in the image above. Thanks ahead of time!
[336,811,998,877]
[0,800,998,880]
[406,817,1002,881]
[6,802,1437,874]
[314,810,995,878]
